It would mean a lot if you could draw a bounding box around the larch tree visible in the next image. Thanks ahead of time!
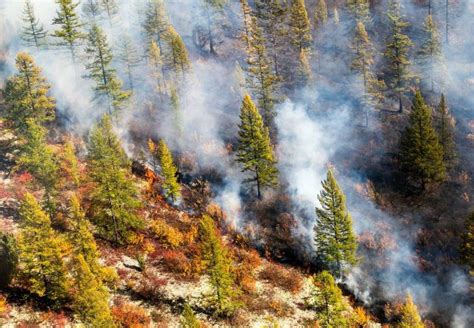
[289,0,312,53]
[17,193,70,305]
[180,303,200,328]
[17,120,59,214]
[143,0,169,56]
[314,0,328,28]
[87,115,143,245]
[202,0,229,56]
[60,140,81,188]
[21,0,47,49]
[82,0,103,24]
[245,17,277,127]
[314,169,357,277]
[236,95,278,199]
[436,94,456,165]
[52,0,85,63]
[71,255,115,327]
[3,52,55,135]
[418,14,443,92]
[347,0,371,23]
[117,36,142,92]
[384,0,415,113]
[351,21,385,126]
[397,294,424,328]
[0,233,18,289]
[148,40,166,95]
[296,48,313,88]
[239,0,253,50]
[84,24,130,112]
[199,215,240,316]
[399,90,446,189]
[165,26,191,78]
[310,271,348,327]
[100,0,118,22]
[460,213,474,273]
[156,139,181,202]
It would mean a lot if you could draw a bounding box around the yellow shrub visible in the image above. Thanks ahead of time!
[150,220,184,248]
[0,295,8,317]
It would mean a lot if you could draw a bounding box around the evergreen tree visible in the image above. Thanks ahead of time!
[460,213,474,274]
[84,24,130,112]
[180,303,200,328]
[384,0,415,113]
[3,52,55,134]
[100,0,118,22]
[117,36,142,92]
[52,0,85,63]
[71,255,115,327]
[60,140,81,188]
[310,271,348,327]
[436,94,456,165]
[289,0,312,53]
[418,15,442,91]
[239,0,253,50]
[399,91,446,189]
[397,294,424,328]
[87,115,143,245]
[18,120,59,214]
[236,95,278,199]
[21,0,47,49]
[245,17,277,127]
[314,0,328,28]
[166,26,191,78]
[82,0,103,23]
[0,232,18,289]
[296,49,313,88]
[143,0,169,56]
[199,215,240,316]
[347,0,371,24]
[17,193,70,304]
[314,169,357,277]
[170,85,184,139]
[156,139,181,202]
[148,40,166,95]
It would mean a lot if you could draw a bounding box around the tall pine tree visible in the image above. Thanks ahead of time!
[314,169,357,277]
[156,139,181,202]
[165,26,191,78]
[289,0,312,53]
[397,294,424,328]
[436,94,456,165]
[399,90,446,189]
[21,0,47,49]
[418,14,442,92]
[236,95,278,199]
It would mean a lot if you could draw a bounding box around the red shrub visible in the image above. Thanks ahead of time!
[259,263,303,294]
[111,300,151,328]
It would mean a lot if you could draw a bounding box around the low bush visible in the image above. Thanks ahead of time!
[259,263,303,294]
[150,220,184,248]
[111,299,151,328]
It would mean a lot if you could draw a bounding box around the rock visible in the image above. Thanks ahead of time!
[121,255,141,271]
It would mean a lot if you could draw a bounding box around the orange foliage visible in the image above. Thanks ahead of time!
[259,263,303,294]
[111,300,151,328]
[150,219,184,248]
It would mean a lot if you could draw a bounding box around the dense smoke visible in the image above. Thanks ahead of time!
[1,1,473,327]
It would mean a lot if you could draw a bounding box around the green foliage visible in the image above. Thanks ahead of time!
[87,115,143,245]
[180,303,200,328]
[17,120,59,213]
[347,0,371,23]
[289,0,312,53]
[418,15,442,90]
[0,232,18,289]
[461,213,474,273]
[314,0,328,28]
[245,17,277,126]
[397,294,424,328]
[199,215,240,316]
[309,271,348,327]
[3,52,55,135]
[71,254,115,327]
[156,139,181,201]
[436,94,456,165]
[148,40,166,94]
[52,0,85,62]
[236,95,278,199]
[84,24,130,112]
[17,193,70,304]
[165,26,191,77]
[60,140,81,187]
[143,0,169,55]
[399,91,446,189]
[314,169,357,277]
[21,0,47,49]
[383,0,415,112]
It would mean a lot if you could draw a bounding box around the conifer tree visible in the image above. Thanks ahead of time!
[202,0,229,56]
[17,193,70,304]
[71,255,115,327]
[21,0,47,49]
[460,213,474,273]
[236,95,278,199]
[170,86,184,139]
[418,15,442,91]
[384,0,415,113]
[3,52,55,134]
[397,294,424,328]
[0,233,18,289]
[314,169,357,277]
[156,139,181,202]
[143,0,169,55]
[18,120,59,214]
[347,0,371,23]
[246,17,277,127]
[84,25,130,112]
[180,303,200,328]
[239,0,253,50]
[148,40,166,95]
[100,0,118,22]
[199,215,240,316]
[117,36,142,92]
[289,0,312,53]
[52,0,85,63]
[314,0,328,28]
[87,115,143,245]
[82,0,103,23]
[60,140,81,188]
[296,49,313,88]
[436,94,456,165]
[399,91,446,189]
[166,26,191,78]
[310,271,348,327]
